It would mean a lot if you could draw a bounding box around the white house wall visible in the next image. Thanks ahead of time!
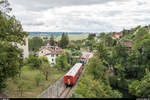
[17,37,29,59]
[46,54,56,66]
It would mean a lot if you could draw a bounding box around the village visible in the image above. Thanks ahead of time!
[1,0,150,98]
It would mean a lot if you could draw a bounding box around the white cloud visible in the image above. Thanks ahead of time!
[8,0,150,32]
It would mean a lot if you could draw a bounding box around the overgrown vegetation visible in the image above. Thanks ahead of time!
[73,26,150,98]
[5,65,65,98]
[0,0,28,92]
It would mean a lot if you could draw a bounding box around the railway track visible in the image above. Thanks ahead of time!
[59,87,72,98]
[58,63,87,98]
[39,52,93,98]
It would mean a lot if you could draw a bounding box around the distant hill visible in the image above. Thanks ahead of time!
[28,32,93,37]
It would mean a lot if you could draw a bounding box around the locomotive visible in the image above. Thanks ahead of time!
[64,55,89,87]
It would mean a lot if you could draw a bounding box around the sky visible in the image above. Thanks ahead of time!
[8,0,150,32]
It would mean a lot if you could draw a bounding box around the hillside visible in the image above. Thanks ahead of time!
[71,25,150,98]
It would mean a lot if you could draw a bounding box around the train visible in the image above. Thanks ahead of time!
[64,54,90,87]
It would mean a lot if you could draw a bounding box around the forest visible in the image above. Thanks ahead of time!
[72,26,150,98]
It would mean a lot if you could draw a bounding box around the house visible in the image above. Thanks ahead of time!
[133,29,139,35]
[38,44,63,65]
[120,41,132,51]
[111,32,123,39]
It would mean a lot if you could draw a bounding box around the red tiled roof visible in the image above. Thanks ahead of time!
[120,41,132,48]
[39,46,63,55]
[111,32,123,39]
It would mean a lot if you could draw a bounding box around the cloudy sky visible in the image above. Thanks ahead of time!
[8,0,150,32]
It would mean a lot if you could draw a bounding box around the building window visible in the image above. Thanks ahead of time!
[52,54,55,57]
[52,59,54,61]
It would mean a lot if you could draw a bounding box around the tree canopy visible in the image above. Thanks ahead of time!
[28,37,44,52]
[49,34,55,46]
[59,33,69,49]
[0,0,28,91]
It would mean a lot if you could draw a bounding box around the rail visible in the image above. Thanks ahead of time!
[38,52,93,98]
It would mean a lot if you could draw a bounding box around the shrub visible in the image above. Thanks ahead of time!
[34,73,43,86]
[18,80,25,96]
[27,55,42,69]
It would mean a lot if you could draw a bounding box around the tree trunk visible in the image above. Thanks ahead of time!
[21,89,23,97]
[46,72,48,80]
[19,72,21,79]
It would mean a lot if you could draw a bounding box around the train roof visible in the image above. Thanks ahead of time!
[81,55,88,58]
[65,63,82,77]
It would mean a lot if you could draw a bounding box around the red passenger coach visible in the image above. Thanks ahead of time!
[64,63,83,86]
[80,54,89,65]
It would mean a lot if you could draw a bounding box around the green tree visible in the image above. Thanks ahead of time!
[104,35,116,47]
[18,80,25,97]
[125,50,142,79]
[34,73,43,86]
[135,27,148,40]
[122,29,129,36]
[87,33,96,40]
[59,33,69,49]
[0,0,27,91]
[114,64,125,78]
[40,56,51,80]
[112,43,128,66]
[28,37,44,52]
[65,33,69,46]
[49,34,55,46]
[27,55,42,69]
[129,72,150,98]
[55,53,70,71]
[85,39,97,51]
[96,42,109,66]
[98,32,105,39]
[73,57,122,98]
[67,42,76,50]
[130,34,150,79]
[88,57,108,83]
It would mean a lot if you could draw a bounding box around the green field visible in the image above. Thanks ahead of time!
[4,66,66,98]
[56,34,88,41]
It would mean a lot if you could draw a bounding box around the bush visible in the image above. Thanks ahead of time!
[55,53,70,71]
[27,85,33,90]
[34,73,43,86]
[109,75,118,89]
[27,55,42,69]
[18,80,25,96]
[109,75,132,91]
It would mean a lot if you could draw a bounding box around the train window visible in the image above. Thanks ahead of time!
[68,76,70,80]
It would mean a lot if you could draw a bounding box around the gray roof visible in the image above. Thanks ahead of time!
[65,63,82,77]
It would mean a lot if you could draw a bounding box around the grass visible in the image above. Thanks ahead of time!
[4,66,66,98]
[56,34,88,41]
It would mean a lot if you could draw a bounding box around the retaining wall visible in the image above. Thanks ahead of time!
[38,77,65,98]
